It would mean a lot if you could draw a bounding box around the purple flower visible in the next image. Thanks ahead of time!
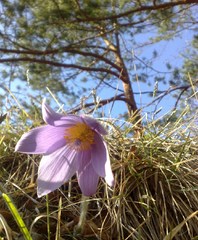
[15,100,114,197]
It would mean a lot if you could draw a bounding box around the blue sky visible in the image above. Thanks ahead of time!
[93,29,194,119]
[0,26,195,120]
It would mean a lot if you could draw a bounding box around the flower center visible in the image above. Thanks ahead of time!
[64,122,94,150]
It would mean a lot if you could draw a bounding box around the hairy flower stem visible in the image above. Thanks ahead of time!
[75,195,89,235]
[46,195,51,240]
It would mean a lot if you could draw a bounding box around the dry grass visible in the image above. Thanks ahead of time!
[0,106,198,240]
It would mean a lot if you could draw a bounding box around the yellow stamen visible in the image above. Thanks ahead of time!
[64,123,94,150]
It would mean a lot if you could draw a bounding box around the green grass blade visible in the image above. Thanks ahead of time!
[163,211,198,240]
[1,192,33,240]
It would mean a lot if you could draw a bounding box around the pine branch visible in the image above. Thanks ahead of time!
[73,1,197,22]
[0,57,120,78]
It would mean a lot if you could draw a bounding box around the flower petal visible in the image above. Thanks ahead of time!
[76,151,99,196]
[82,116,107,135]
[15,125,66,154]
[37,145,77,197]
[42,100,83,127]
[42,99,65,125]
[91,134,114,187]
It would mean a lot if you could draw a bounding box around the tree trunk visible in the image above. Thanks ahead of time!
[103,38,141,121]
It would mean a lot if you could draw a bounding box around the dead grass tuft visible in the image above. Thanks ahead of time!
[0,109,198,239]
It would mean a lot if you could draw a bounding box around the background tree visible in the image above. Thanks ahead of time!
[0,0,197,119]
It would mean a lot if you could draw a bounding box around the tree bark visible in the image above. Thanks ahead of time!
[103,38,140,119]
